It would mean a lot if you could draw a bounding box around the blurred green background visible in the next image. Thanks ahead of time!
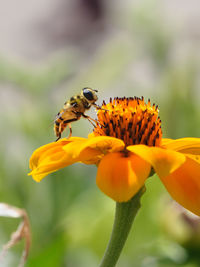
[0,0,200,266]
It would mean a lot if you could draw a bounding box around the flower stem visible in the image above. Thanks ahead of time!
[99,187,145,267]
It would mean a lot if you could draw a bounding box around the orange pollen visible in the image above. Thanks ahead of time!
[93,97,162,147]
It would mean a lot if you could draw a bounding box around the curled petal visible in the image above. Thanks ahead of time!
[162,137,200,164]
[29,137,86,182]
[64,136,125,165]
[162,137,200,151]
[127,145,186,178]
[96,152,151,202]
[161,138,173,146]
[159,157,200,216]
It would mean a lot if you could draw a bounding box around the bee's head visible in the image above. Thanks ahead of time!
[81,87,98,104]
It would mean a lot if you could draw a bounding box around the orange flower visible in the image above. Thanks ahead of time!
[29,97,200,215]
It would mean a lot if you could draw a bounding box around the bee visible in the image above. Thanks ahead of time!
[54,87,101,141]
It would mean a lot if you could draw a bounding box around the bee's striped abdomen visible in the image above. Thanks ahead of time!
[54,109,65,139]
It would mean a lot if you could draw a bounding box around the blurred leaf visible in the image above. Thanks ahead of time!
[0,56,71,95]
[27,232,66,267]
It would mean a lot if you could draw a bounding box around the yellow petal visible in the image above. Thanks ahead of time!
[29,137,86,170]
[64,136,125,165]
[29,137,86,182]
[96,152,151,202]
[127,145,186,177]
[161,138,173,146]
[88,132,95,139]
[159,157,200,216]
[162,138,200,164]
[28,171,51,182]
[162,137,200,152]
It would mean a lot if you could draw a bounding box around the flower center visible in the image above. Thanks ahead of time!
[93,97,162,147]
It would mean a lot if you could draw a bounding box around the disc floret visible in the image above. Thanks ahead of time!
[93,97,162,147]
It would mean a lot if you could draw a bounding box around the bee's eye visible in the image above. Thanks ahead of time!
[83,89,94,101]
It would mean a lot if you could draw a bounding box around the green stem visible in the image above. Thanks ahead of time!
[99,187,145,267]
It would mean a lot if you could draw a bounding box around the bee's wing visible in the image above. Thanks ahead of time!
[56,107,79,121]
[55,110,65,120]
[47,111,66,129]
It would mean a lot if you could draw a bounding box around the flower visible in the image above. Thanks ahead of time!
[29,97,200,216]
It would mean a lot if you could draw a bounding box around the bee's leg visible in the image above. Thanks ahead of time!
[54,121,62,142]
[92,103,101,109]
[56,134,61,142]
[68,123,72,138]
[62,118,78,139]
[87,118,97,128]
[92,103,108,111]
[55,118,77,141]
[81,113,98,127]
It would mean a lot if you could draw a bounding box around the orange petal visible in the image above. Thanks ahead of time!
[96,152,151,202]
[127,145,186,177]
[162,137,200,164]
[64,136,125,165]
[159,157,200,216]
[29,137,86,182]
